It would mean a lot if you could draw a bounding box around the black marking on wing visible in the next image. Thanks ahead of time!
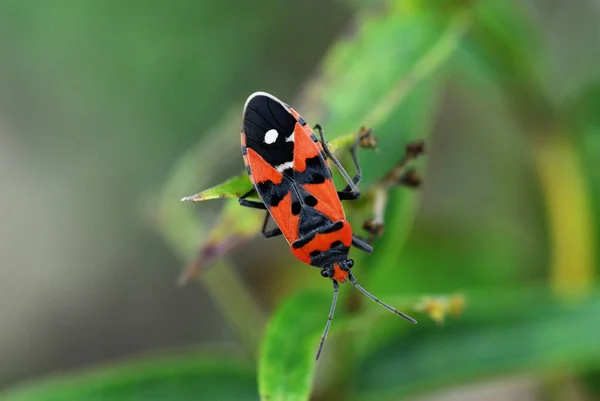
[257,179,290,208]
[298,207,330,238]
[289,182,332,238]
[294,155,331,185]
[304,194,318,207]
[280,167,294,177]
[243,94,296,167]
[291,200,301,215]
[321,221,344,234]
[292,233,316,249]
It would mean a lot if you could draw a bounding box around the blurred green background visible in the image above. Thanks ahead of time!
[1,0,599,400]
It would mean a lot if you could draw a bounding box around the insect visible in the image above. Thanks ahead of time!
[239,92,417,360]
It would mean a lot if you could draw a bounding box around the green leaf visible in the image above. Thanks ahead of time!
[351,286,600,400]
[258,289,337,401]
[257,286,463,401]
[1,350,257,401]
[181,175,254,202]
[451,0,547,112]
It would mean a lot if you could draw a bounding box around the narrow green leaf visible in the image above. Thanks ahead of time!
[181,175,254,202]
[258,289,333,401]
[1,350,257,401]
[351,286,600,400]
[452,0,545,105]
[257,287,462,401]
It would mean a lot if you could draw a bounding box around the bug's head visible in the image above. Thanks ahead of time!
[320,259,354,283]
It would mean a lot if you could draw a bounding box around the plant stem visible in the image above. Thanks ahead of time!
[533,132,596,300]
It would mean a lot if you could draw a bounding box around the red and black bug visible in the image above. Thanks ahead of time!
[239,92,416,359]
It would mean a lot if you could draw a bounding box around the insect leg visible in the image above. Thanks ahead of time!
[238,189,267,210]
[338,127,371,196]
[314,124,362,201]
[261,212,282,238]
[315,279,339,360]
[351,235,373,254]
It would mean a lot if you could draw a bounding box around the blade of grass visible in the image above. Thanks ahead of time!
[1,349,257,401]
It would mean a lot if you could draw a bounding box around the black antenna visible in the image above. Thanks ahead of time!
[315,280,339,360]
[348,273,417,324]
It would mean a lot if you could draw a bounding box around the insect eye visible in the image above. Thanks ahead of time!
[346,259,354,268]
[320,269,330,278]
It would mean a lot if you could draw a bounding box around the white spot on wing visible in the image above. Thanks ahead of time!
[275,161,293,172]
[264,129,279,144]
[286,132,294,142]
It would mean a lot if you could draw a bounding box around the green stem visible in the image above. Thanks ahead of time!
[200,261,267,354]
[153,108,267,354]
[533,132,596,299]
